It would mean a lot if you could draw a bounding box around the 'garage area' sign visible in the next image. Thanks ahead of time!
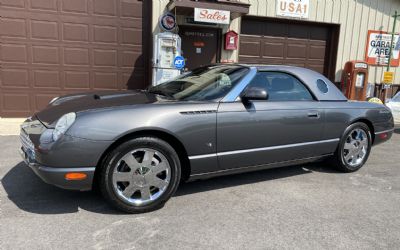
[365,30,400,66]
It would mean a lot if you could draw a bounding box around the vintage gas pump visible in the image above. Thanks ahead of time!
[341,60,369,100]
[152,32,182,85]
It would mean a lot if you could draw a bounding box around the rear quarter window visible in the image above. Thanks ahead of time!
[316,79,329,94]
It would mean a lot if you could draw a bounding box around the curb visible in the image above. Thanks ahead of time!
[0,118,25,136]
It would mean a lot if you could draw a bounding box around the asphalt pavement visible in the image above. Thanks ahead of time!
[1,131,400,249]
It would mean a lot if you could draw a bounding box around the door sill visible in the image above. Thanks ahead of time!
[188,154,332,181]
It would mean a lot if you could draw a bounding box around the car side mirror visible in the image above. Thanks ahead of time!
[241,87,268,103]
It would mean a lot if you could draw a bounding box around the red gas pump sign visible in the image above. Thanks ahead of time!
[225,30,238,50]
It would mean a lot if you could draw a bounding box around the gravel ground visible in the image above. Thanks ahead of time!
[1,131,400,249]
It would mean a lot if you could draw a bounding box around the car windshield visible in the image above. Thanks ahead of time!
[148,65,249,101]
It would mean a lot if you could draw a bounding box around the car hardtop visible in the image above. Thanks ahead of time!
[208,63,348,102]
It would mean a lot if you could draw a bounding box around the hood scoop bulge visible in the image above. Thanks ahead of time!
[93,92,139,100]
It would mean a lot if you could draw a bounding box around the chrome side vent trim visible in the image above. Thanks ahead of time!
[180,110,217,115]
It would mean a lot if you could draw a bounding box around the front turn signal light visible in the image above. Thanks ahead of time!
[65,172,87,180]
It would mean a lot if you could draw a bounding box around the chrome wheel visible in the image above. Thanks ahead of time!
[343,128,369,167]
[112,148,171,206]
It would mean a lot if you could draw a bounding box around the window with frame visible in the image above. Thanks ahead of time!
[247,71,314,101]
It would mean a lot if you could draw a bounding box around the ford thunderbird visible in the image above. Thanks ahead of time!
[20,64,394,213]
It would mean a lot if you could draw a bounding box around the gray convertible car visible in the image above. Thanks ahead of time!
[20,64,394,213]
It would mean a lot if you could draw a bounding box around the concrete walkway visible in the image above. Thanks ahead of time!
[0,118,25,135]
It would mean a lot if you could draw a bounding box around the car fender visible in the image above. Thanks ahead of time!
[66,103,219,157]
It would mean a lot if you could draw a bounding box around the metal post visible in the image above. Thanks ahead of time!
[387,11,397,72]
[384,10,399,102]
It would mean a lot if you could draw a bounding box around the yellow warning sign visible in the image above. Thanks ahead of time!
[383,71,394,84]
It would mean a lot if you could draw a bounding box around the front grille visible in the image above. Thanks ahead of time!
[20,129,35,160]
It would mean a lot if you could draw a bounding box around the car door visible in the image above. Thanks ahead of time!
[217,71,327,170]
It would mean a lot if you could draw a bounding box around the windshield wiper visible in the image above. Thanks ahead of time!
[147,89,175,99]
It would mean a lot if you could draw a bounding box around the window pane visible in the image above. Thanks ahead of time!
[247,72,313,101]
[316,79,329,93]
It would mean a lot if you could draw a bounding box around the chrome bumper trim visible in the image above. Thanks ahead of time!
[375,128,395,135]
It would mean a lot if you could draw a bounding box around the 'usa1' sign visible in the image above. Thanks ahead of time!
[276,0,309,19]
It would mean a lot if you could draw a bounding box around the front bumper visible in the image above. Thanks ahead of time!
[19,147,95,191]
[19,116,112,191]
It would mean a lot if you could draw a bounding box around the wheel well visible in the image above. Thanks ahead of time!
[352,118,375,143]
[93,130,191,189]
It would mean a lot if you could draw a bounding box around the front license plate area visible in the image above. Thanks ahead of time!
[20,129,36,162]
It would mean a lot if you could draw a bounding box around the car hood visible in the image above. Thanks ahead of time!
[36,90,164,128]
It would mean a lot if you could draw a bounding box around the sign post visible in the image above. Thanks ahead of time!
[384,10,400,102]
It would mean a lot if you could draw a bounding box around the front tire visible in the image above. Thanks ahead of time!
[99,137,181,213]
[331,122,372,172]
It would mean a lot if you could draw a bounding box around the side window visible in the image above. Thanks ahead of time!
[247,72,314,101]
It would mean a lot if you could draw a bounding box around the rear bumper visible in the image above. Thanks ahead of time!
[19,147,95,191]
[373,128,394,146]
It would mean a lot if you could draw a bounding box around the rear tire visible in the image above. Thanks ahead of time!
[99,137,181,213]
[330,122,372,172]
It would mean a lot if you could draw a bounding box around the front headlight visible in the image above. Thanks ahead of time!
[52,112,76,141]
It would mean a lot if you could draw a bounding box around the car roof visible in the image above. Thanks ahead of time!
[211,63,347,101]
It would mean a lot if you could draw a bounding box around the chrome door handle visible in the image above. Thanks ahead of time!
[307,111,320,118]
